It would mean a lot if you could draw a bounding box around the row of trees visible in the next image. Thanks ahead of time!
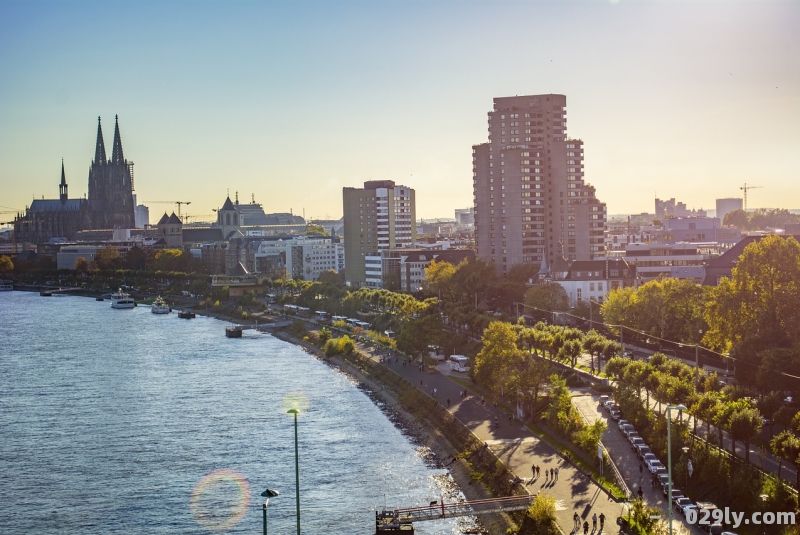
[600,236,800,393]
[473,322,622,418]
[607,354,796,512]
[722,208,800,231]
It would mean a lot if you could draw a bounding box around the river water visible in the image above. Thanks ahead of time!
[0,291,476,534]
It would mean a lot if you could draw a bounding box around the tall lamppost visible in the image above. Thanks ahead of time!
[288,408,301,535]
[667,404,688,535]
[261,488,280,535]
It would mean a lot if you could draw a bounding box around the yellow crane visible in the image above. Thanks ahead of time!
[145,201,192,218]
[739,183,762,211]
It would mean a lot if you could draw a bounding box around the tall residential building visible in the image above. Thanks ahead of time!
[342,180,416,288]
[472,94,606,273]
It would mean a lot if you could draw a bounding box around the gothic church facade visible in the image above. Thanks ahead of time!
[14,116,137,245]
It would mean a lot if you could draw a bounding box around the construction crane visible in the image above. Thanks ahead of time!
[739,183,762,211]
[145,201,192,218]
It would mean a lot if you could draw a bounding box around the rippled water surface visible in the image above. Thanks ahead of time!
[0,292,473,534]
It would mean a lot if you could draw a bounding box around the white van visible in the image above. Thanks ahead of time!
[448,355,470,372]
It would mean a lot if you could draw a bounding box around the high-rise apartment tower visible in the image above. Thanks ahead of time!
[343,180,416,288]
[472,95,606,273]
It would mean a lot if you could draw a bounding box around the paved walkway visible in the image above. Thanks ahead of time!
[359,344,630,535]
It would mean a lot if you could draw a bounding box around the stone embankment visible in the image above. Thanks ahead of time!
[270,329,526,535]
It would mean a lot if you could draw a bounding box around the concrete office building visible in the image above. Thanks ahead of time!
[716,198,743,224]
[342,180,415,288]
[472,95,606,274]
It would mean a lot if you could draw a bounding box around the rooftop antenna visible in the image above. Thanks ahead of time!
[235,191,239,204]
[251,193,255,204]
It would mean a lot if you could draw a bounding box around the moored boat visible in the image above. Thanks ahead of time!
[178,309,196,319]
[0,280,12,291]
[151,296,171,314]
[225,326,243,338]
[110,288,135,309]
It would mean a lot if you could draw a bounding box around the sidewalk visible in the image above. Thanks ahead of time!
[358,343,628,535]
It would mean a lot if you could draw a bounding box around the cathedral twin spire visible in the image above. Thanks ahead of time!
[94,115,125,164]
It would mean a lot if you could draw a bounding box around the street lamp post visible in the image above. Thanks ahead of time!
[288,408,301,535]
[667,404,688,535]
[261,489,280,535]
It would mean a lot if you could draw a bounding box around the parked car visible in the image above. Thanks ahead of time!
[669,489,685,502]
[618,419,630,431]
[610,409,621,421]
[636,445,653,460]
[620,424,635,437]
[603,400,616,411]
[627,431,641,443]
[642,453,658,467]
[647,459,665,474]
[599,395,610,406]
[630,436,645,450]
[708,523,724,535]
[674,497,696,517]
[658,474,670,494]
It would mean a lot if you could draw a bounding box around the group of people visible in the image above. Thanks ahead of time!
[574,512,605,534]
[530,464,559,482]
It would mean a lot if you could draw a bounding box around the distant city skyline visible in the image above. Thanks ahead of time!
[1,1,798,222]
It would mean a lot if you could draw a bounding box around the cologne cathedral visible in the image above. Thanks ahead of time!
[14,116,136,245]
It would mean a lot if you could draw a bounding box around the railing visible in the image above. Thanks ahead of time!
[382,495,536,525]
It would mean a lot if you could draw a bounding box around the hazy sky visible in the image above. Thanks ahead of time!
[1,0,798,223]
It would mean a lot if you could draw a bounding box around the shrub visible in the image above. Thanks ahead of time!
[324,335,355,357]
[290,320,307,338]
[241,311,248,320]
[318,327,332,343]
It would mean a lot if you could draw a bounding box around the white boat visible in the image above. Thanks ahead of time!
[0,280,12,291]
[151,296,171,314]
[110,288,135,309]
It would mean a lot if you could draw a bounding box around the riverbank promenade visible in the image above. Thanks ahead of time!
[356,343,631,535]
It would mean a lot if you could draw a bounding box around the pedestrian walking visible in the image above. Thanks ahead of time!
[555,467,559,480]
[446,398,450,408]
[639,464,644,476]
[638,486,644,499]
[583,520,589,535]
[599,513,605,531]
[592,513,597,531]
[574,512,580,529]
[536,465,540,477]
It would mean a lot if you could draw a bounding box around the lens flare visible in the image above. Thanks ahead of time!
[190,469,251,531]
[282,390,310,416]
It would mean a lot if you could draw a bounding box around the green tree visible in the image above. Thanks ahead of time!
[424,259,456,301]
[94,246,122,270]
[73,256,89,275]
[728,406,763,463]
[153,248,185,272]
[474,321,524,395]
[524,282,568,316]
[0,255,13,274]
[304,224,330,236]
[770,430,800,491]
[124,246,147,270]
[704,235,800,385]
[722,209,749,229]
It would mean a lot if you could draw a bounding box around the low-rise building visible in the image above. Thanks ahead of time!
[399,249,475,292]
[554,258,636,306]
